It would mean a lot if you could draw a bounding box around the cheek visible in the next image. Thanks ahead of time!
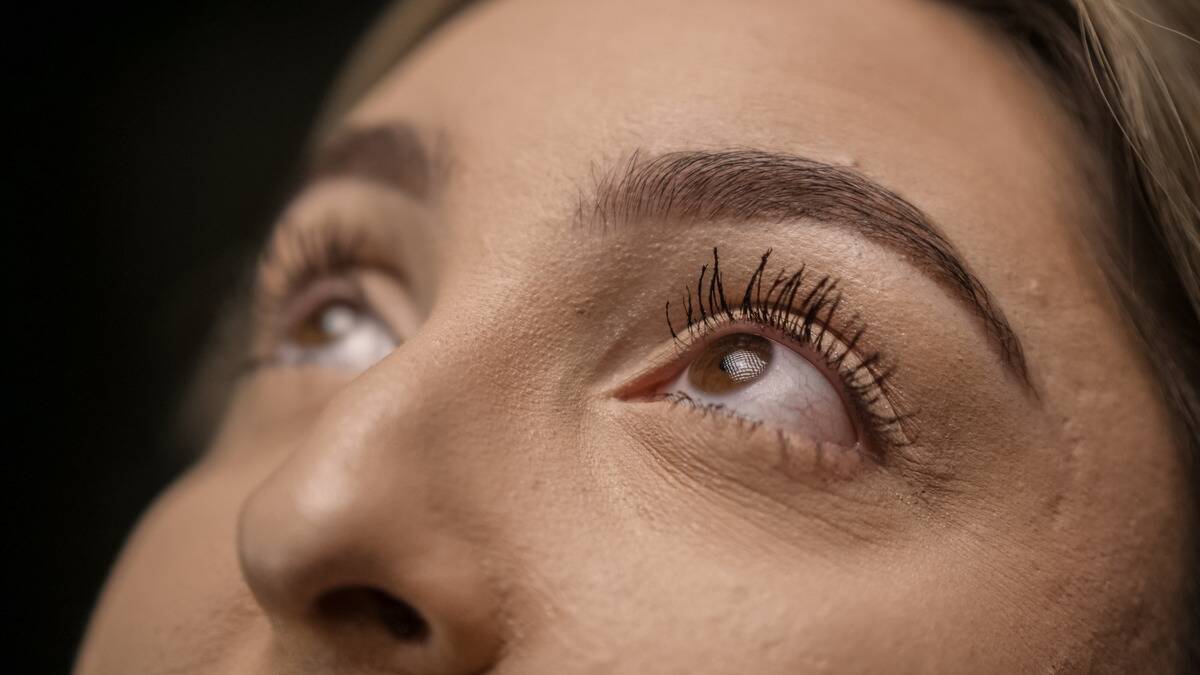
[76,459,271,674]
[502,432,1015,672]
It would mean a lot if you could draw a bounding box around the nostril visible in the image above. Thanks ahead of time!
[376,591,430,641]
[316,586,431,642]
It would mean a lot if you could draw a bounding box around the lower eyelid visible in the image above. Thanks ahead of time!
[648,249,915,449]
[631,316,911,455]
[628,396,877,485]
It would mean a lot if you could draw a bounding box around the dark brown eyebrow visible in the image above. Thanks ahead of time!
[302,130,1030,389]
[578,149,1032,388]
[306,123,433,199]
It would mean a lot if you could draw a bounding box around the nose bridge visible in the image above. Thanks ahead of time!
[237,327,504,672]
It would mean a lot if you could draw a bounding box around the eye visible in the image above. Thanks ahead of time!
[276,297,396,371]
[661,332,857,447]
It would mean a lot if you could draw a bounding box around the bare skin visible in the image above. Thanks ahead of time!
[76,0,1191,673]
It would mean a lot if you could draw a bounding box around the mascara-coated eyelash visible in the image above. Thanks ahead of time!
[256,218,380,308]
[664,247,913,451]
[249,219,402,370]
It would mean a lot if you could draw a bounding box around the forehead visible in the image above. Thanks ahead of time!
[325,0,1130,419]
[328,0,1115,379]
[344,0,1085,229]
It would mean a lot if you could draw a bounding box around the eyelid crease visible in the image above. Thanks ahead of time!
[577,148,1033,393]
[258,215,378,305]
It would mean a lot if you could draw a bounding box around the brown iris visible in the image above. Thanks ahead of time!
[687,333,773,394]
[292,301,358,347]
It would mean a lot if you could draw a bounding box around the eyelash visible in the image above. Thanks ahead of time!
[258,219,377,304]
[251,225,912,451]
[664,247,913,451]
[249,220,384,368]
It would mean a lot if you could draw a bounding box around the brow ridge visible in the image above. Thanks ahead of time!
[577,148,1031,388]
[308,123,432,199]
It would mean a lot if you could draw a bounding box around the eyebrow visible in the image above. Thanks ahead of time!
[307,123,433,199]
[307,127,1031,389]
[578,149,1032,388]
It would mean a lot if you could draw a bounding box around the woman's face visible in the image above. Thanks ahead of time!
[77,0,1191,672]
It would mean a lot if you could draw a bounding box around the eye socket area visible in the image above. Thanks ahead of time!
[270,275,398,371]
[656,330,859,448]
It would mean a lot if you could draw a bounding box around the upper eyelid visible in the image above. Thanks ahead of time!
[255,206,410,304]
[665,249,842,346]
[647,318,847,395]
[300,129,1028,391]
[250,215,410,363]
[270,276,368,336]
[663,313,912,452]
[575,148,1032,392]
[656,249,911,445]
[257,219,369,302]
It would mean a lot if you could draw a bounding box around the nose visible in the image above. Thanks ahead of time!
[237,358,503,673]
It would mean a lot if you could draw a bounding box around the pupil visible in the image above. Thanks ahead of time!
[319,303,358,337]
[719,348,766,383]
[292,302,358,347]
[688,333,772,394]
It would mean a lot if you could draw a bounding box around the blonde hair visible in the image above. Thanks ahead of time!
[1062,2,1200,660]
[1078,0,1200,451]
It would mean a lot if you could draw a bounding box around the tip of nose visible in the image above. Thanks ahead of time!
[316,586,431,643]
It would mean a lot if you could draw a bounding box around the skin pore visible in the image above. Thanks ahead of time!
[76,0,1192,673]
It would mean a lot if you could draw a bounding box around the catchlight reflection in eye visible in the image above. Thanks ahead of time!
[665,333,857,447]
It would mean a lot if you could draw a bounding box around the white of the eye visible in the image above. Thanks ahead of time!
[279,305,396,371]
[672,339,856,446]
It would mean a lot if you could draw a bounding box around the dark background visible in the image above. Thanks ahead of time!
[22,2,387,670]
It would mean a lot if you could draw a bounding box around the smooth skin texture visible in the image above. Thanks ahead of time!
[77,0,1192,673]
